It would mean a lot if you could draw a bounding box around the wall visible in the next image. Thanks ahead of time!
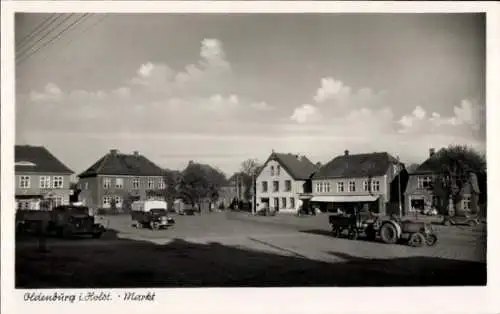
[15,172,72,207]
[256,159,305,212]
[78,175,164,210]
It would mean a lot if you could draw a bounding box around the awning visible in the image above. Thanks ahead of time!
[310,195,379,203]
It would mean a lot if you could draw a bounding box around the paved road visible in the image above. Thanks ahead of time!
[17,212,486,263]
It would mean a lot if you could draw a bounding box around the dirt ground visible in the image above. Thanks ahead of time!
[15,211,487,288]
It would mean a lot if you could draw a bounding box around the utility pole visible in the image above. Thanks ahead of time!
[397,156,402,218]
[252,173,256,216]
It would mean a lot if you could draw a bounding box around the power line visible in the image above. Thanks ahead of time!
[17,13,91,65]
[16,13,57,49]
[16,13,75,58]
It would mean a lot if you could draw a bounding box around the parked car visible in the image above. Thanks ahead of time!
[16,205,105,238]
[442,213,480,226]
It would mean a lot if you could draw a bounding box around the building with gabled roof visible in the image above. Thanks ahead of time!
[15,145,74,210]
[308,150,408,216]
[255,151,318,213]
[77,149,166,212]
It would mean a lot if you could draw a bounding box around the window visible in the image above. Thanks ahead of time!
[262,181,268,193]
[53,176,63,189]
[158,180,165,189]
[102,196,112,208]
[114,196,123,208]
[417,176,432,190]
[19,176,30,189]
[273,181,279,192]
[84,182,89,190]
[432,195,439,207]
[277,165,281,176]
[348,181,356,192]
[363,180,370,192]
[148,178,155,189]
[103,178,111,189]
[290,197,295,209]
[132,178,140,190]
[337,182,344,193]
[285,180,292,192]
[115,178,124,189]
[316,182,331,193]
[270,166,274,176]
[40,176,51,189]
[372,180,380,192]
[282,197,287,209]
[462,196,471,211]
[273,197,279,209]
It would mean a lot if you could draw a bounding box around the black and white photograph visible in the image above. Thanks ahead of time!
[1,2,499,314]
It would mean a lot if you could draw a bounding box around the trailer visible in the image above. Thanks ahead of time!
[328,208,438,247]
[131,200,175,230]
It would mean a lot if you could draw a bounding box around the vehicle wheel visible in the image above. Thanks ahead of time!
[408,233,426,247]
[61,227,72,239]
[380,223,398,244]
[425,234,438,247]
[348,228,358,240]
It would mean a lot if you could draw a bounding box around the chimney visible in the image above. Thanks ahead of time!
[429,148,435,157]
[110,149,118,155]
[133,150,139,157]
[344,150,349,156]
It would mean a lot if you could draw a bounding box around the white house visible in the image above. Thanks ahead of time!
[255,151,317,213]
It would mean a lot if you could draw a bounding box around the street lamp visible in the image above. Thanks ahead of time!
[397,156,402,217]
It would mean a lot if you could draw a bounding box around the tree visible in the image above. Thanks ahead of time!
[240,158,261,202]
[406,163,420,174]
[178,162,228,212]
[426,145,486,216]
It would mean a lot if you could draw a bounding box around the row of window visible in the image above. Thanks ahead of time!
[315,180,381,193]
[101,177,165,190]
[268,197,296,209]
[269,165,281,176]
[16,196,65,210]
[102,195,123,208]
[261,180,292,193]
[18,175,64,189]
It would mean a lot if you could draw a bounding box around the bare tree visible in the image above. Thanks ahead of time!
[240,158,261,202]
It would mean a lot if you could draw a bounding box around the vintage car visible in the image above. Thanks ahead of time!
[442,213,480,226]
[16,205,106,238]
[131,200,175,230]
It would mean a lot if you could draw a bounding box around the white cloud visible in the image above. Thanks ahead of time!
[290,104,320,124]
[313,77,351,103]
[397,99,484,140]
[29,82,63,102]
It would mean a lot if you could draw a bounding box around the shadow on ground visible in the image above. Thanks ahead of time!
[16,228,486,289]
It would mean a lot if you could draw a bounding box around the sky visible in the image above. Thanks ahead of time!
[15,13,486,177]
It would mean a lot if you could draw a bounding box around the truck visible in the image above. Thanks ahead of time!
[131,200,175,230]
[16,205,106,238]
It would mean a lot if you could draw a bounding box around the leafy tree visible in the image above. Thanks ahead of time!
[426,145,486,216]
[178,161,227,212]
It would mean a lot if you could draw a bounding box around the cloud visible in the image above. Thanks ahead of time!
[398,99,484,136]
[313,77,351,103]
[290,104,321,124]
[29,82,62,102]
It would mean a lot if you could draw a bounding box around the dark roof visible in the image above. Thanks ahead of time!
[78,150,165,178]
[312,152,400,179]
[15,145,73,174]
[258,152,317,180]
